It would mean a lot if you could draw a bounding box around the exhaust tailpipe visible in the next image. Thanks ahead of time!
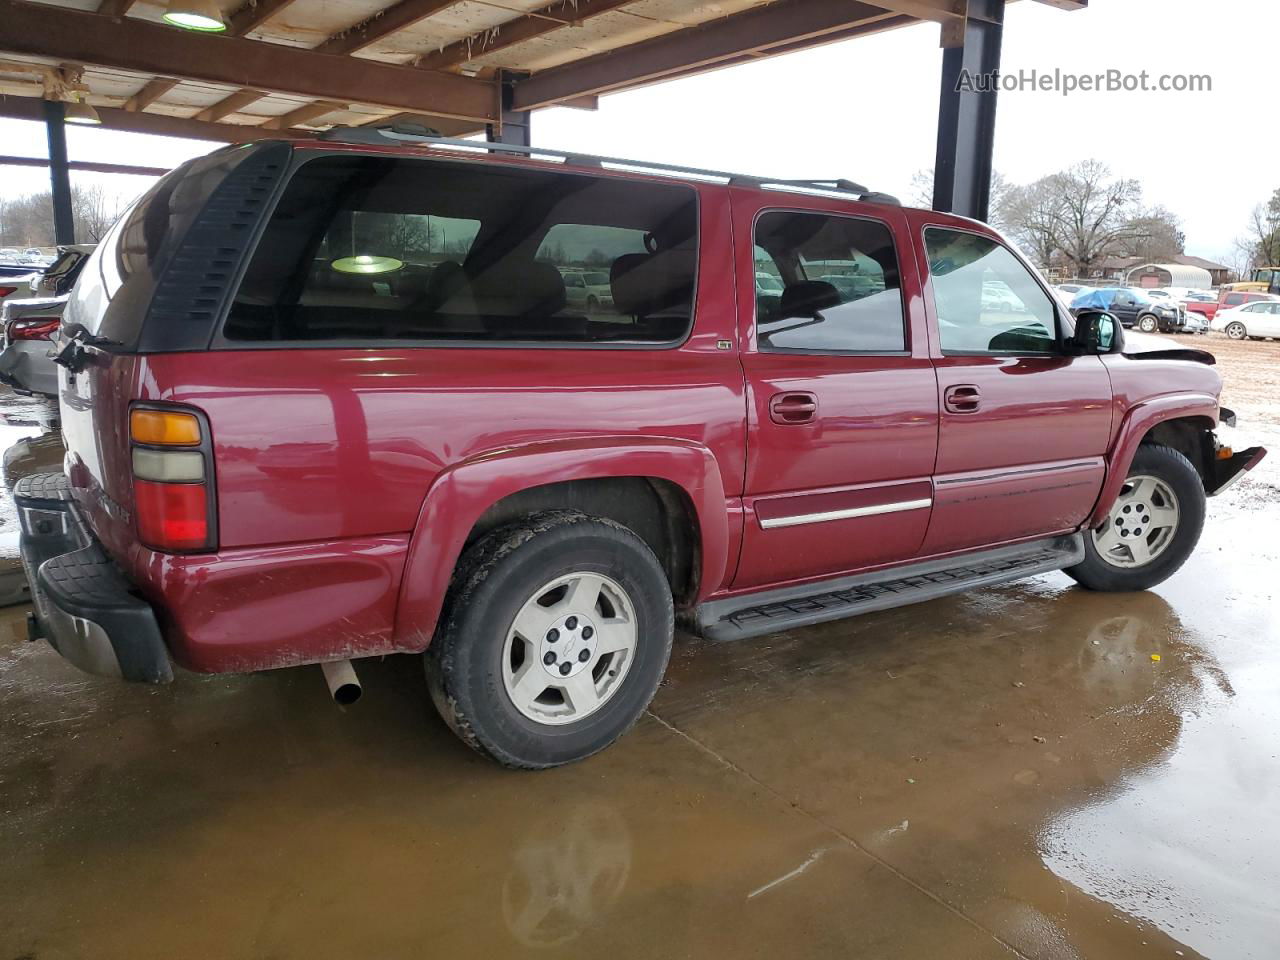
[321,659,362,706]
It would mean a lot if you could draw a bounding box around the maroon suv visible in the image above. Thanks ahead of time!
[17,130,1266,768]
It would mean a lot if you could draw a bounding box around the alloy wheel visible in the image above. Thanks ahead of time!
[1091,475,1180,568]
[501,572,638,725]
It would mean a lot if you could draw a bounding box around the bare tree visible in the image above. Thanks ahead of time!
[1242,189,1280,268]
[908,167,1012,230]
[996,175,1065,269]
[1049,160,1143,277]
[71,183,120,243]
[1115,206,1185,262]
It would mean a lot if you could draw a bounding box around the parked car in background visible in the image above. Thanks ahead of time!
[1180,312,1208,335]
[0,295,65,397]
[0,273,37,307]
[1182,291,1218,322]
[1213,289,1276,322]
[30,244,94,297]
[581,271,614,312]
[1070,287,1185,332]
[1211,300,1280,340]
[1055,282,1090,303]
[0,248,20,261]
[17,133,1265,769]
[981,281,1023,313]
[0,246,93,398]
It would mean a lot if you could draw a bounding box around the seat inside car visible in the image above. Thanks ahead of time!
[609,247,696,340]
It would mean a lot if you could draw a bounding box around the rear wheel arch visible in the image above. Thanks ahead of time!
[465,477,701,607]
[394,439,730,648]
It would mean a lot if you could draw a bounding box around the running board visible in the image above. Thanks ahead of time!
[696,534,1084,643]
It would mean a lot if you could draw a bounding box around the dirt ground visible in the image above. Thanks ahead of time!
[1195,332,1280,427]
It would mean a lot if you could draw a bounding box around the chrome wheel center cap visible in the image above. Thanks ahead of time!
[539,613,599,679]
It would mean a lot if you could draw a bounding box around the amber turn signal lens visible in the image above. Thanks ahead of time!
[131,410,202,446]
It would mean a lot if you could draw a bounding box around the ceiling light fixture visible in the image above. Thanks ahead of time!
[64,96,101,125]
[162,0,227,32]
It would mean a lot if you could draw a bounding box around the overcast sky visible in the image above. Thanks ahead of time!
[0,0,1271,261]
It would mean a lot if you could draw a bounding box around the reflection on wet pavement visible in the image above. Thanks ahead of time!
[1,384,1278,959]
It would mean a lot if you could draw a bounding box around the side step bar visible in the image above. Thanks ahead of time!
[696,534,1084,643]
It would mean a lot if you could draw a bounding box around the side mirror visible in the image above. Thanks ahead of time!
[1069,309,1123,355]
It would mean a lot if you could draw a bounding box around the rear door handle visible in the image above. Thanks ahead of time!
[769,392,818,424]
[944,384,981,413]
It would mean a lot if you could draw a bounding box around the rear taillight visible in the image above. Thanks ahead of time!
[8,317,60,341]
[0,286,17,298]
[129,406,216,553]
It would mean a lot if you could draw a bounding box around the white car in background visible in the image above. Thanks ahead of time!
[1211,300,1280,340]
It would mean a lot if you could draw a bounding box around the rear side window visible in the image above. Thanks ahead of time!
[224,155,699,345]
[752,211,905,353]
[924,228,1057,354]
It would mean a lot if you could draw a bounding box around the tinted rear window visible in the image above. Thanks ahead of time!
[224,155,699,346]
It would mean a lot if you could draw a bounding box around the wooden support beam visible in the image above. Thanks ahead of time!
[314,0,464,56]
[414,0,636,73]
[867,0,967,24]
[195,89,269,122]
[0,0,498,122]
[0,97,314,142]
[226,0,302,37]
[262,100,348,129]
[511,0,899,110]
[124,77,178,112]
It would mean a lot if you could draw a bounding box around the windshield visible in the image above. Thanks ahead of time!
[584,272,608,285]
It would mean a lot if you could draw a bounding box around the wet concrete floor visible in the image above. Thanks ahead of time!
[1,371,1278,960]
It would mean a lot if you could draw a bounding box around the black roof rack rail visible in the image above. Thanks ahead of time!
[316,125,900,205]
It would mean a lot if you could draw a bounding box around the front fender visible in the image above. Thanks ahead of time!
[1088,392,1218,526]
[393,437,733,648]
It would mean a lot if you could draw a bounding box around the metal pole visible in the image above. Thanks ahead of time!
[932,0,1005,222]
[486,70,532,148]
[43,100,76,245]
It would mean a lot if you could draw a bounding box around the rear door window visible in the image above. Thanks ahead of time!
[224,155,699,346]
[752,211,905,353]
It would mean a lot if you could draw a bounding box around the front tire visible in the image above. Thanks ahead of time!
[1226,321,1247,340]
[425,511,674,769]
[1066,444,1205,592]
[1137,314,1158,333]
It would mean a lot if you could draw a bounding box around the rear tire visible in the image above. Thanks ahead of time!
[425,510,674,769]
[1066,444,1205,592]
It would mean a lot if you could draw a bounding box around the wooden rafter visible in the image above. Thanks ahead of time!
[313,0,464,56]
[226,0,303,37]
[414,0,636,73]
[124,77,178,112]
[0,0,498,121]
[195,89,270,122]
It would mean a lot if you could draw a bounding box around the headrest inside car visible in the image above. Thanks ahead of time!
[780,280,841,318]
[611,249,695,318]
